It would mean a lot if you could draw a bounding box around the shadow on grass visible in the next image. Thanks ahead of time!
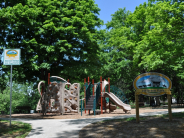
[79,112,184,138]
[0,120,32,137]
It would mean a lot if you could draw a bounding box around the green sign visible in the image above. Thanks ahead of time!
[3,49,21,65]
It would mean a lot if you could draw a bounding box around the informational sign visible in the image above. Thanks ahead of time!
[133,72,172,96]
[3,49,21,65]
[3,49,21,127]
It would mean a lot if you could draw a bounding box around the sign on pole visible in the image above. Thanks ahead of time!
[3,49,21,127]
[3,49,21,65]
[133,72,172,123]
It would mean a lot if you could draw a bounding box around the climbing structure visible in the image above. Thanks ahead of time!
[36,76,80,115]
[84,76,131,114]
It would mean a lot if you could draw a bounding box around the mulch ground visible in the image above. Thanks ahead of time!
[0,108,177,120]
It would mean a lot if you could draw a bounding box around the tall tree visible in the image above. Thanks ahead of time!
[0,0,103,84]
[100,1,184,102]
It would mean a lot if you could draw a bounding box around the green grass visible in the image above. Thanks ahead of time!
[155,112,184,119]
[125,117,136,121]
[98,112,184,124]
[98,117,146,124]
[0,120,32,138]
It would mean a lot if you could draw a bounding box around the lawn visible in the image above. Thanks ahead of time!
[0,120,32,138]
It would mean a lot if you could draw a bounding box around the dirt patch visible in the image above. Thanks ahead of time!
[79,116,184,138]
[0,108,178,119]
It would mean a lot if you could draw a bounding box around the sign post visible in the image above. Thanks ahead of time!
[3,49,21,127]
[133,72,172,123]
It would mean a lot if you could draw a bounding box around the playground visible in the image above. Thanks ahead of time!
[1,73,184,138]
[36,74,131,117]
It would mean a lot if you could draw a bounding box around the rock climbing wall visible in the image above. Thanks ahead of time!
[37,80,80,115]
[63,83,79,113]
[47,82,60,113]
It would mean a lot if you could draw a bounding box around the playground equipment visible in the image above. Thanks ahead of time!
[36,74,80,115]
[84,76,131,115]
[110,85,129,104]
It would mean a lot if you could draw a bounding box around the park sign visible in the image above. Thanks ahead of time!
[133,72,172,96]
[134,72,173,122]
[3,49,21,65]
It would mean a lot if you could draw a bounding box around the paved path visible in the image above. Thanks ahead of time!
[1,109,184,138]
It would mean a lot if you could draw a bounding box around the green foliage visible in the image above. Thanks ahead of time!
[0,80,39,114]
[148,0,184,4]
[98,1,184,102]
[1,0,184,106]
[0,0,103,83]
[98,8,137,101]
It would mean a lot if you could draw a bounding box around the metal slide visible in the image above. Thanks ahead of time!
[103,92,131,113]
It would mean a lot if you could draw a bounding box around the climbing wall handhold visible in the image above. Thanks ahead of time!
[75,97,77,101]
[71,91,73,94]
[75,86,77,89]
[70,97,72,100]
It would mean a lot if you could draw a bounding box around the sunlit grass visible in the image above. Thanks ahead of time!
[98,112,184,125]
[155,112,184,119]
[0,120,32,138]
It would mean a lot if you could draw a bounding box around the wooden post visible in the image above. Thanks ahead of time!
[100,76,103,114]
[92,79,94,96]
[67,79,69,89]
[88,77,89,85]
[167,94,172,121]
[108,78,110,93]
[48,73,50,85]
[135,93,139,123]
[88,77,90,114]
[104,79,106,113]
[84,78,86,114]
[108,77,110,113]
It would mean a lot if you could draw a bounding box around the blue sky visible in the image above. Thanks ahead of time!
[95,0,148,29]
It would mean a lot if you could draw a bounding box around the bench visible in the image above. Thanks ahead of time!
[15,106,31,113]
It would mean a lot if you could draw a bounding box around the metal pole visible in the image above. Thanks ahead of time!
[81,99,82,116]
[84,78,86,114]
[10,65,13,127]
